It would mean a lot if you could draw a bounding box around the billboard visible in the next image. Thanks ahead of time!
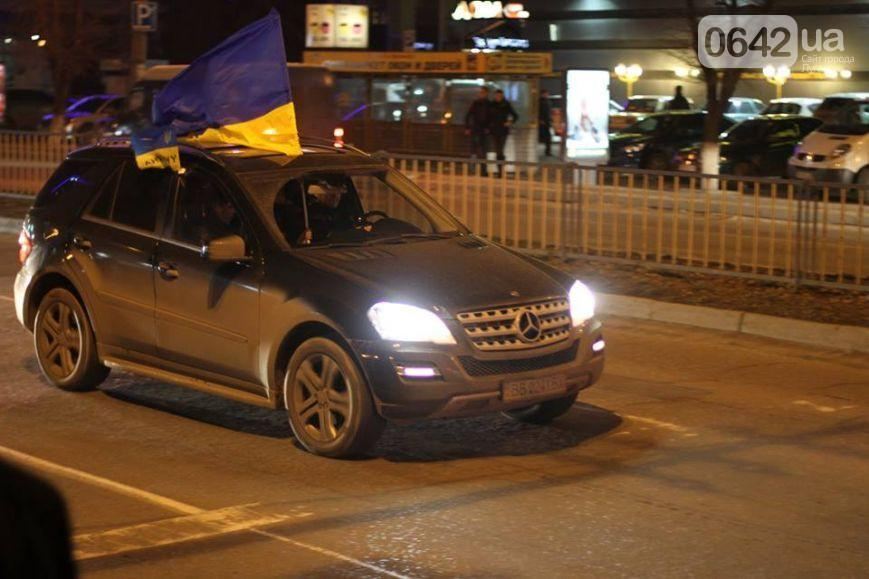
[306,4,368,49]
[565,70,610,156]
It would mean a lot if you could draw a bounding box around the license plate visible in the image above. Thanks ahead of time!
[796,170,813,181]
[502,375,566,403]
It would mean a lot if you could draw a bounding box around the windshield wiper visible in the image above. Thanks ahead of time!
[363,232,457,245]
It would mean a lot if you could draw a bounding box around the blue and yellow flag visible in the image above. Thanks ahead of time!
[131,126,181,172]
[134,9,301,170]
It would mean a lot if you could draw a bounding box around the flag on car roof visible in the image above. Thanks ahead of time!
[133,9,301,170]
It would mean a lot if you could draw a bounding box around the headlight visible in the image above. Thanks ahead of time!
[367,302,456,344]
[624,143,645,154]
[831,144,851,159]
[568,281,595,326]
[567,281,594,326]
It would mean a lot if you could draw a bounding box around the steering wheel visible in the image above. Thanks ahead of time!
[358,210,389,230]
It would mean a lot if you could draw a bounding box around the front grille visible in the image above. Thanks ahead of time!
[459,342,579,377]
[456,298,571,352]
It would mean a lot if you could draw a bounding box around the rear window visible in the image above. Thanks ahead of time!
[34,158,119,214]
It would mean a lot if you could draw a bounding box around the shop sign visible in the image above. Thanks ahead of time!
[451,2,530,21]
[306,4,369,49]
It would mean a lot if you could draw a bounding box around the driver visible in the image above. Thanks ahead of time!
[305,178,358,241]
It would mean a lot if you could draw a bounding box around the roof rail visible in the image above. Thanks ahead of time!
[94,134,370,157]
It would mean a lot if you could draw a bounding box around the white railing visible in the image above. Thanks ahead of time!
[0,133,864,289]
[384,154,867,290]
[0,131,90,195]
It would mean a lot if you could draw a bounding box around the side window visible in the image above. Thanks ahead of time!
[86,166,121,219]
[111,164,173,232]
[172,168,248,247]
[353,174,434,234]
[35,158,115,209]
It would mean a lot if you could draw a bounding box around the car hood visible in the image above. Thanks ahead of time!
[294,236,571,314]
[798,131,865,155]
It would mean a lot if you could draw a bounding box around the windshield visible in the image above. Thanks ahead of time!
[68,96,110,114]
[762,102,801,115]
[623,115,662,133]
[625,98,661,113]
[242,167,465,248]
[723,120,770,141]
[818,101,869,136]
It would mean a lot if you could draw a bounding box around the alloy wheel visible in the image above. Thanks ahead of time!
[291,353,353,443]
[37,301,82,380]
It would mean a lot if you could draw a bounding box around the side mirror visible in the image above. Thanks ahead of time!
[201,234,249,262]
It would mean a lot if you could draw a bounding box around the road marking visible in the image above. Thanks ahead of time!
[623,414,697,436]
[0,295,12,302]
[0,445,411,577]
[251,529,412,579]
[75,504,301,560]
[792,400,856,413]
[0,444,202,515]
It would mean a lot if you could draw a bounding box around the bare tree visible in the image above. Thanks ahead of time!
[686,0,773,175]
[24,0,117,132]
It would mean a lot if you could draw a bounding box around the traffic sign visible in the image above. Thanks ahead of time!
[131,1,158,32]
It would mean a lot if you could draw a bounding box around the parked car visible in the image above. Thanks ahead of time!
[789,96,868,187]
[719,97,765,123]
[609,95,695,131]
[813,92,869,125]
[608,111,734,170]
[2,89,54,130]
[761,98,821,117]
[41,94,124,136]
[675,115,822,176]
[14,139,605,458]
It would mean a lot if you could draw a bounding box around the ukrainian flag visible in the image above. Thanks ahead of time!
[132,126,181,172]
[134,9,301,170]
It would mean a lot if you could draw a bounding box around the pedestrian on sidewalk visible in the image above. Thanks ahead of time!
[464,86,492,176]
[538,89,553,157]
[489,89,519,177]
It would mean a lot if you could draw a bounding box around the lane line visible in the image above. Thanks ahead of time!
[74,503,299,561]
[252,529,412,579]
[0,295,13,302]
[0,445,411,577]
[0,444,202,515]
[623,414,696,436]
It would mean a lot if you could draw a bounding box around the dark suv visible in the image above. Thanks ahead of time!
[14,140,604,457]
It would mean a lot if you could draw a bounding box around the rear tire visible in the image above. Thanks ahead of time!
[34,288,109,391]
[503,392,579,425]
[284,337,385,458]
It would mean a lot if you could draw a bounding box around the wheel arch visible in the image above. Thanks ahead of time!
[270,320,368,407]
[25,271,90,331]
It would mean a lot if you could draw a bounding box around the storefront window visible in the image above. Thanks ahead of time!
[335,77,368,122]
[408,79,447,124]
[371,78,408,123]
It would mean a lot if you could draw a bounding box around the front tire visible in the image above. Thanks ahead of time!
[34,288,109,391]
[284,337,384,458]
[503,392,579,425]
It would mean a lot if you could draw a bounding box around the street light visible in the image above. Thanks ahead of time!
[762,65,790,99]
[614,63,643,98]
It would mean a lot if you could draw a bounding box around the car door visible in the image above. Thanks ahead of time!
[765,121,801,175]
[152,159,262,387]
[74,159,173,356]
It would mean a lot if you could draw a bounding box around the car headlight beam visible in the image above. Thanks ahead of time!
[568,281,595,326]
[367,302,456,344]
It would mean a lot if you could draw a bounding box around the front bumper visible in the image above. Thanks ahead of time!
[787,162,855,184]
[352,320,605,421]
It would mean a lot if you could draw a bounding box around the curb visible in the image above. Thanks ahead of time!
[0,218,864,354]
[598,293,869,354]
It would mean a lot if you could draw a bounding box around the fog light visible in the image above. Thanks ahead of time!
[395,364,441,379]
[592,338,605,353]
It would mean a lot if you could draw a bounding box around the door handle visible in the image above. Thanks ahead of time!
[157,261,180,280]
[72,235,92,251]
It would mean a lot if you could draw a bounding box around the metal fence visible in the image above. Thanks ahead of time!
[0,132,864,290]
[382,154,868,290]
[0,131,89,195]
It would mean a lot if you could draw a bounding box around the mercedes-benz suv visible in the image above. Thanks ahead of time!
[14,140,605,457]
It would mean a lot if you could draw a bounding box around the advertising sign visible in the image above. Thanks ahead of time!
[565,70,610,156]
[304,51,551,74]
[306,5,336,48]
[306,4,368,49]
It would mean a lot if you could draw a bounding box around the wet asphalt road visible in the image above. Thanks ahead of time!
[0,235,867,578]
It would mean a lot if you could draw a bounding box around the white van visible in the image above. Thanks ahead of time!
[788,96,868,186]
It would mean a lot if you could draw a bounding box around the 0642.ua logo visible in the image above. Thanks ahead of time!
[698,15,844,69]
